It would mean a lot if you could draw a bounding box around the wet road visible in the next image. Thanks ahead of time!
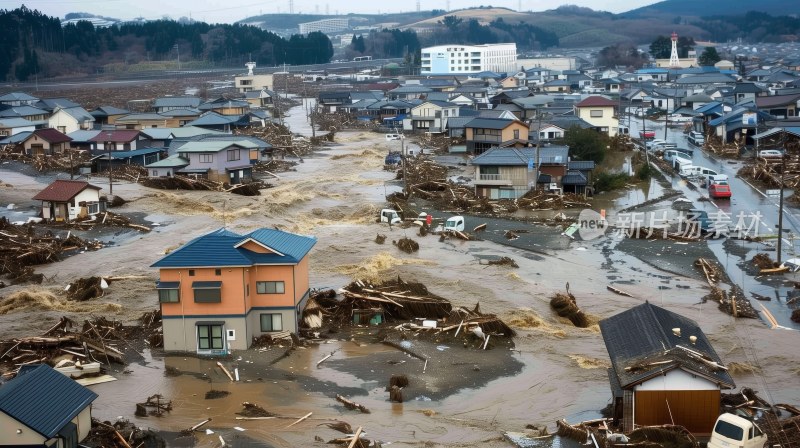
[628,117,800,329]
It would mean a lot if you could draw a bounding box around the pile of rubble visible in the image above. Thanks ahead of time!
[300,277,515,340]
[234,122,319,157]
[702,285,759,319]
[0,145,91,173]
[549,287,595,328]
[83,418,166,448]
[0,217,103,284]
[311,111,379,132]
[141,176,270,196]
[0,311,162,378]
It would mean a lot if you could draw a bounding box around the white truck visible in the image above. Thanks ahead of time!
[433,215,466,234]
[708,413,768,448]
[379,209,402,225]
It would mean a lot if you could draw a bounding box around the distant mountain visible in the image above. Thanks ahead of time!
[623,0,800,18]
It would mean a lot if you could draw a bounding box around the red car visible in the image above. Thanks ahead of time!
[709,182,732,199]
[639,130,656,139]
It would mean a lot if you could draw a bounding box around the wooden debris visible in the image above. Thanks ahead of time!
[285,412,313,428]
[216,361,234,381]
[335,394,370,413]
[606,285,634,298]
[694,258,723,286]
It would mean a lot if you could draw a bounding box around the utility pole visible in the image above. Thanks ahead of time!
[534,107,543,191]
[106,132,113,195]
[777,130,787,264]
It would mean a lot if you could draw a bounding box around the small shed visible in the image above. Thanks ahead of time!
[32,180,105,222]
[0,364,98,447]
[599,302,735,435]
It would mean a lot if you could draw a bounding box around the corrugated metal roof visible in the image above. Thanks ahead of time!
[151,228,316,268]
[89,130,140,142]
[187,113,240,126]
[32,180,101,202]
[0,117,36,128]
[464,117,524,130]
[568,160,595,170]
[154,96,201,108]
[146,155,189,168]
[471,146,569,166]
[30,128,73,143]
[0,106,48,118]
[176,140,253,153]
[0,131,32,144]
[599,302,735,390]
[0,364,97,438]
[0,92,39,102]
[67,130,102,142]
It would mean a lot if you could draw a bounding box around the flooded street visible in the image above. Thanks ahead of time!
[1,106,800,448]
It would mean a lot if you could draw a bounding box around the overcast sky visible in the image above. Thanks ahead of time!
[16,0,657,24]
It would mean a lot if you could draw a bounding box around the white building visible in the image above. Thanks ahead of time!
[421,43,517,75]
[299,18,349,34]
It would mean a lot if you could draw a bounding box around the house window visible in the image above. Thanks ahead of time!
[193,281,222,303]
[590,110,604,118]
[227,149,240,161]
[158,289,180,303]
[57,126,66,133]
[256,281,285,294]
[241,80,252,86]
[189,270,195,276]
[260,313,283,332]
[513,129,520,139]
[197,324,224,350]
[152,170,158,176]
[200,154,213,163]
[215,269,221,276]
[87,202,100,214]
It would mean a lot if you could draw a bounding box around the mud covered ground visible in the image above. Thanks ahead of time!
[2,127,800,447]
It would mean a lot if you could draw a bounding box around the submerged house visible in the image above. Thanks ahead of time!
[599,302,735,435]
[152,228,316,354]
[32,180,105,222]
[0,364,97,447]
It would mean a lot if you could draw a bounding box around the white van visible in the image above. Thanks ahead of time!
[758,149,783,158]
[708,413,767,448]
[705,173,729,188]
[673,156,692,171]
[688,131,705,146]
[680,165,702,177]
[683,166,716,179]
[385,134,402,141]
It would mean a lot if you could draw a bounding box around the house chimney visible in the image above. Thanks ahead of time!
[672,328,681,337]
[689,335,697,345]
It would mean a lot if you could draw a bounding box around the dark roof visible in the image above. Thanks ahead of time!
[568,160,596,170]
[89,130,140,142]
[35,98,80,111]
[32,180,101,202]
[91,105,130,117]
[0,364,97,438]
[576,96,616,107]
[756,93,800,109]
[154,96,201,108]
[561,170,587,185]
[29,128,73,144]
[465,117,526,130]
[151,228,316,268]
[599,302,735,390]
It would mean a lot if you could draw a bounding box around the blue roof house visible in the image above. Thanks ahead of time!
[0,364,98,447]
[151,228,317,353]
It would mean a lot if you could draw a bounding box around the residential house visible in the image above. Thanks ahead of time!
[387,85,432,101]
[490,90,533,107]
[756,93,800,118]
[171,140,255,183]
[151,227,316,353]
[34,98,80,113]
[66,130,101,152]
[243,89,275,108]
[464,117,530,155]
[731,82,765,103]
[510,96,555,121]
[600,302,735,434]
[199,98,250,116]
[451,85,491,105]
[404,100,459,133]
[541,79,571,93]
[575,96,619,136]
[0,105,50,123]
[115,113,169,129]
[22,128,73,157]
[530,122,566,143]
[0,118,36,137]
[471,146,570,198]
[89,130,143,155]
[0,92,39,107]
[186,112,249,132]
[707,106,772,145]
[32,180,105,222]
[318,91,352,113]
[93,148,163,171]
[159,108,203,127]
[90,106,130,126]
[0,364,97,447]
[48,106,95,134]
[146,154,190,177]
[565,160,596,195]
[235,73,274,93]
[153,96,202,114]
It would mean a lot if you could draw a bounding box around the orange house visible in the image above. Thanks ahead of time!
[152,228,316,354]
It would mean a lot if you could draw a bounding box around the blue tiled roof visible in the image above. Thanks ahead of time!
[0,364,97,438]
[151,228,316,268]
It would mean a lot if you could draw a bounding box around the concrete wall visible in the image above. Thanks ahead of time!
[162,316,248,352]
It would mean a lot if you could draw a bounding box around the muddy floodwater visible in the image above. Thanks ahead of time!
[1,122,800,447]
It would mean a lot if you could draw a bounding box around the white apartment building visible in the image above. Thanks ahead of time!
[299,18,349,34]
[421,43,517,75]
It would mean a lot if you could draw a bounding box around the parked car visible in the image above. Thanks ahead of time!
[685,209,713,234]
[708,413,766,448]
[703,174,729,188]
[646,139,668,150]
[385,134,402,141]
[688,131,705,146]
[709,182,732,199]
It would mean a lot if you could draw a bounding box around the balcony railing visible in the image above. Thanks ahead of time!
[479,173,503,181]
[470,135,501,143]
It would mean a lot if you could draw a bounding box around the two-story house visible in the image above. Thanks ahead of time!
[471,146,569,198]
[152,227,316,354]
[404,100,459,134]
[153,96,202,114]
[575,96,619,136]
[48,106,95,134]
[170,140,255,183]
[464,117,529,155]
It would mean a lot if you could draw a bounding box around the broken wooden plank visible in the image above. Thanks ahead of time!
[347,427,363,448]
[285,412,312,428]
[216,361,234,381]
[606,285,635,298]
[336,394,370,413]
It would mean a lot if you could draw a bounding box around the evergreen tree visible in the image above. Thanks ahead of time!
[698,47,721,66]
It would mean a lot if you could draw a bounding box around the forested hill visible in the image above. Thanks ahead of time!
[0,6,334,82]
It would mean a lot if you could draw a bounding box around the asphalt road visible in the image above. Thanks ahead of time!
[627,116,800,328]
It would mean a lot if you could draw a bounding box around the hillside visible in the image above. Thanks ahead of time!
[623,0,800,18]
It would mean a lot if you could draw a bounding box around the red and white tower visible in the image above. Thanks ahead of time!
[669,32,680,68]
